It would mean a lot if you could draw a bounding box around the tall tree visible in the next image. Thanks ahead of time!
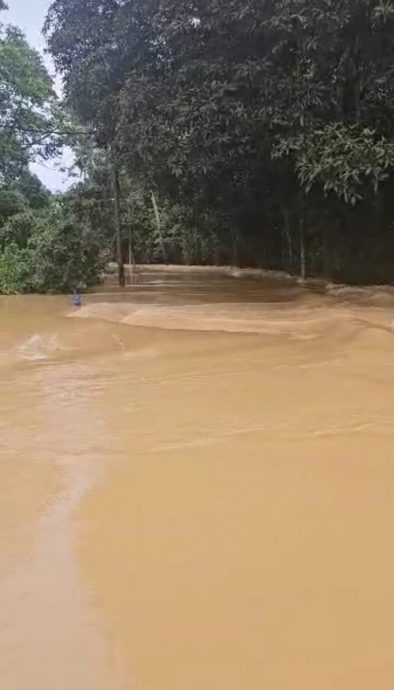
[0,20,59,182]
[45,0,394,282]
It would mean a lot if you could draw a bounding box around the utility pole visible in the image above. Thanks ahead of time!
[127,198,142,284]
[299,214,306,281]
[110,155,125,288]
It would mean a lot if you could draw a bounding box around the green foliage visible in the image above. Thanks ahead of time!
[0,204,107,294]
[0,212,37,249]
[28,206,107,293]
[274,124,394,204]
[0,243,31,294]
[0,25,59,181]
[0,172,50,225]
[0,188,25,221]
[16,171,51,210]
[0,14,105,295]
[45,0,394,283]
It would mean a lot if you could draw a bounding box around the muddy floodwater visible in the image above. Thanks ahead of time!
[2,268,394,690]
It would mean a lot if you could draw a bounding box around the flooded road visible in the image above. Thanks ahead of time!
[2,268,394,690]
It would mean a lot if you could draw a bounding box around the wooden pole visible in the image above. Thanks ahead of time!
[299,212,306,281]
[111,160,125,288]
[299,194,306,281]
[127,198,142,284]
[284,207,293,270]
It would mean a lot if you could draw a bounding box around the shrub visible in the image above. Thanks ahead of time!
[0,243,32,294]
[0,205,107,294]
[28,209,107,293]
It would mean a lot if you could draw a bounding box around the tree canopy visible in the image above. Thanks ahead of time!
[0,8,106,294]
[2,0,394,292]
[43,0,394,283]
[0,22,59,182]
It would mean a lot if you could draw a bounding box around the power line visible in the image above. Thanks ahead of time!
[1,127,95,137]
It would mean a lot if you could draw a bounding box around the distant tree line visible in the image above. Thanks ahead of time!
[44,0,394,285]
[1,1,394,293]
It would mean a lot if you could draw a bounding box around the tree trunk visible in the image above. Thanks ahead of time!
[111,163,125,288]
[284,208,293,270]
[127,226,141,284]
[128,228,134,283]
[151,192,167,263]
[231,228,239,266]
[299,213,306,281]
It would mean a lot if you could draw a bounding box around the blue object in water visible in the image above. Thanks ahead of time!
[71,291,82,308]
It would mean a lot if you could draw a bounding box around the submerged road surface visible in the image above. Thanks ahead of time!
[1,268,394,690]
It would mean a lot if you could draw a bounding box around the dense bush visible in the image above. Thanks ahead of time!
[0,212,37,250]
[0,243,32,294]
[0,205,107,294]
[28,209,107,293]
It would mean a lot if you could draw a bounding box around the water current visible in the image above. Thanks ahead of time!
[1,267,394,690]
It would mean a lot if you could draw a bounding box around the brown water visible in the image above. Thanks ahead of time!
[2,268,394,690]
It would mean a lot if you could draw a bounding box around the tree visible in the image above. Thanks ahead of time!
[45,0,394,283]
[0,200,108,294]
[28,202,107,293]
[0,7,110,295]
[0,24,59,182]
